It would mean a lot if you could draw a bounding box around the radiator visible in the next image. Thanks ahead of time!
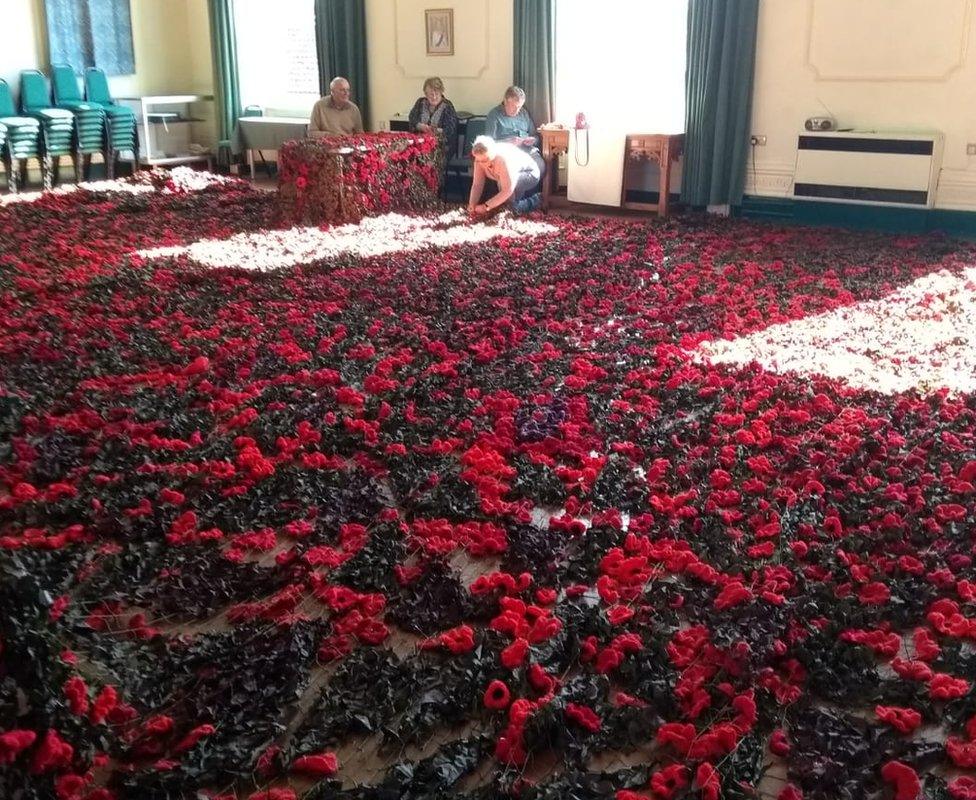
[792,131,944,207]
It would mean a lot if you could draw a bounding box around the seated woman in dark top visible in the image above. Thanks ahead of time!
[408,77,459,156]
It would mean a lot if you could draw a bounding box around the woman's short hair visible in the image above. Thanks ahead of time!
[423,77,445,94]
[471,135,497,157]
[504,85,526,102]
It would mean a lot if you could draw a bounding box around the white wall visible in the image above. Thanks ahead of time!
[748,0,976,210]
[1,0,43,102]
[366,0,514,129]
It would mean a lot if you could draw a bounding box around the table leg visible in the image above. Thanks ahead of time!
[249,149,255,182]
[659,143,672,218]
[543,150,561,212]
[620,156,630,208]
[336,154,346,220]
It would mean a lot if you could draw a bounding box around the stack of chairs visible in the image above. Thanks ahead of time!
[51,65,107,181]
[0,78,43,193]
[20,69,78,189]
[84,67,138,175]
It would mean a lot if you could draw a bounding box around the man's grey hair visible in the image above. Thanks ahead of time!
[330,76,350,90]
[504,85,526,101]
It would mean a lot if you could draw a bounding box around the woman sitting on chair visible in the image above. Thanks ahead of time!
[467,135,543,217]
[485,85,538,150]
[408,77,459,156]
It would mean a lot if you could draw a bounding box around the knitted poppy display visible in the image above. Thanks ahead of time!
[1,172,975,799]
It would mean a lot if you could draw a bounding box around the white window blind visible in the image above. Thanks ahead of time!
[234,0,320,115]
[555,0,688,132]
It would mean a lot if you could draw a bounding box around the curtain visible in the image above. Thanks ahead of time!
[513,0,555,125]
[208,0,241,148]
[314,0,370,128]
[44,0,135,75]
[681,0,760,209]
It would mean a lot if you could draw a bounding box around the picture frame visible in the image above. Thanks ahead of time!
[425,8,454,56]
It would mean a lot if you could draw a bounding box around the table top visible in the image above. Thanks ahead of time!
[296,134,431,155]
[118,95,214,104]
[239,116,309,126]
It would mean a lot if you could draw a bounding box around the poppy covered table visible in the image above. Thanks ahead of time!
[276,132,444,225]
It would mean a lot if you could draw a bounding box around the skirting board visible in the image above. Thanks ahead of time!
[737,195,976,238]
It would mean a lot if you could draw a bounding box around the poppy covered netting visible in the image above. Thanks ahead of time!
[1,172,976,800]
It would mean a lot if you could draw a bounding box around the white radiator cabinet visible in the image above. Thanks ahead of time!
[792,130,944,208]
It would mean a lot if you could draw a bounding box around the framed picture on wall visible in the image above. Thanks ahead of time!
[425,8,454,56]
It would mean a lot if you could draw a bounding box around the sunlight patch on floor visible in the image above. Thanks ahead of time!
[0,168,239,206]
[135,210,558,271]
[697,266,976,395]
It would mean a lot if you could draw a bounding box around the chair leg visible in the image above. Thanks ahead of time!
[19,159,28,190]
[74,151,83,184]
[83,154,92,181]
[6,156,18,194]
[106,149,115,180]
[47,155,58,189]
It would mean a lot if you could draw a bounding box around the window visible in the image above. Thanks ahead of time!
[555,1,688,132]
[44,0,135,76]
[234,0,320,115]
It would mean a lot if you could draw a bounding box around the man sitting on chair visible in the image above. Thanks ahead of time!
[309,77,364,137]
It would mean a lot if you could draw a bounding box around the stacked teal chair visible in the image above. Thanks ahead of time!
[0,78,44,193]
[51,65,106,182]
[20,69,77,189]
[84,67,138,176]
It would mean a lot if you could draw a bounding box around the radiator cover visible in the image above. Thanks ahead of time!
[792,131,944,207]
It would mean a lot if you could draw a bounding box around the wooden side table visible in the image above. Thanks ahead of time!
[539,127,569,211]
[621,133,684,217]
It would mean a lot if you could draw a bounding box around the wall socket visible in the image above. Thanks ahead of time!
[968,143,976,155]
[750,135,767,146]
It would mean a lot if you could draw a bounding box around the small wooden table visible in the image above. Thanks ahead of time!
[539,127,570,211]
[539,128,684,217]
[621,133,684,217]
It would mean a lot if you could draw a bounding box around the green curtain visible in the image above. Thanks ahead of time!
[681,0,760,208]
[315,0,370,129]
[513,0,555,125]
[208,0,241,150]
